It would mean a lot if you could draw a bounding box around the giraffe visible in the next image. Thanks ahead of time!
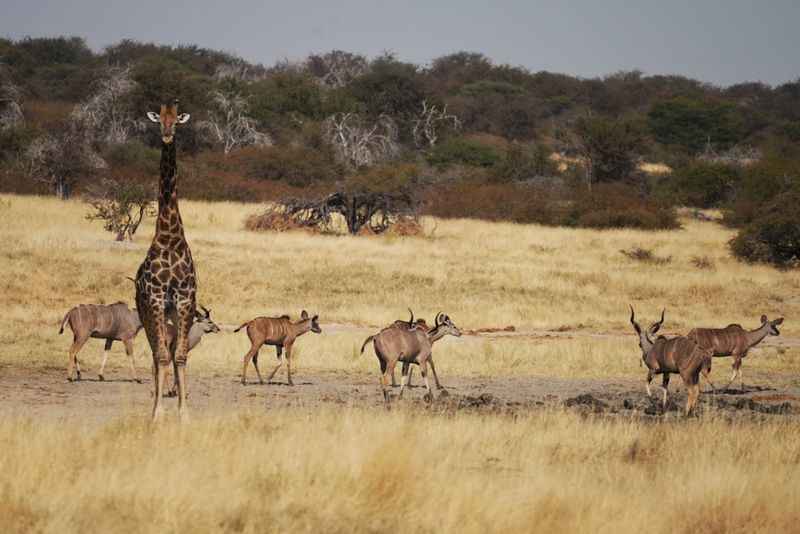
[134,100,196,421]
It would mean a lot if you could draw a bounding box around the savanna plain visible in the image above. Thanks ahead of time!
[1,193,800,533]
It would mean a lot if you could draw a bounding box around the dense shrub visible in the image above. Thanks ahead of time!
[235,145,342,187]
[491,143,556,182]
[422,183,559,224]
[724,158,800,227]
[344,163,419,194]
[729,190,800,268]
[573,115,647,184]
[648,97,744,154]
[102,141,160,175]
[662,161,740,208]
[565,184,680,230]
[426,136,501,168]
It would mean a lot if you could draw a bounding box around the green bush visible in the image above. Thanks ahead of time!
[426,137,501,168]
[729,190,800,268]
[648,97,744,154]
[663,161,740,208]
[237,146,342,187]
[491,143,556,182]
[102,141,160,175]
[724,158,800,227]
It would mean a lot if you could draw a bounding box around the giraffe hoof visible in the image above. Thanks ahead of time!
[135,379,142,384]
[98,375,105,382]
[438,388,449,397]
[424,393,433,403]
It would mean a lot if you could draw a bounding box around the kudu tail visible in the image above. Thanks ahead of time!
[58,309,72,335]
[360,335,375,355]
[233,321,250,333]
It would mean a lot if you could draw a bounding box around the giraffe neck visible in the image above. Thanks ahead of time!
[156,140,183,238]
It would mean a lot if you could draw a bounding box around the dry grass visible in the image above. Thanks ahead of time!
[2,193,799,532]
[1,408,799,533]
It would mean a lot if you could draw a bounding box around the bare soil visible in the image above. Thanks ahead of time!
[2,362,798,423]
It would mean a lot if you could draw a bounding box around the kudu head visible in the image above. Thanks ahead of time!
[194,306,221,334]
[761,315,784,336]
[434,312,462,338]
[300,310,322,334]
[629,305,664,354]
[146,99,190,144]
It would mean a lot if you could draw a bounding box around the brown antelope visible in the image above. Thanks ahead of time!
[59,302,143,382]
[688,315,784,391]
[361,312,461,404]
[630,306,712,415]
[234,311,322,385]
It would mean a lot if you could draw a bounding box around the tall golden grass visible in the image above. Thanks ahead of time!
[2,194,799,533]
[1,408,799,533]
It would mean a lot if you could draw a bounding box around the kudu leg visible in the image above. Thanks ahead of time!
[266,353,286,384]
[661,374,670,411]
[98,339,113,381]
[124,339,140,383]
[420,360,433,402]
[67,336,88,382]
[645,369,654,397]
[252,353,265,384]
[685,384,700,416]
[285,345,294,386]
[399,362,410,399]
[241,345,260,385]
[429,357,443,390]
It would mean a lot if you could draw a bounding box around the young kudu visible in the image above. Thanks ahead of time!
[688,315,784,391]
[361,312,461,404]
[234,311,322,385]
[630,306,713,415]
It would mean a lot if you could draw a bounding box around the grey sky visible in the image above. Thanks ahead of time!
[1,0,798,87]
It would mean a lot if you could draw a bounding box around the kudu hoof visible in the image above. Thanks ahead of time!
[423,393,433,403]
[438,389,449,397]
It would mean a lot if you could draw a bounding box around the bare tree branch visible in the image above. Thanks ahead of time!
[71,66,137,144]
[197,89,272,155]
[411,100,461,148]
[322,113,400,168]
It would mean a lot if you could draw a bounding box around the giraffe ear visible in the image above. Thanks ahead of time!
[146,112,160,123]
[177,113,191,124]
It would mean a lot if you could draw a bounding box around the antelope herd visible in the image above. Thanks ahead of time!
[53,101,787,420]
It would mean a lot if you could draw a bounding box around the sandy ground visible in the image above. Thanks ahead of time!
[3,328,799,422]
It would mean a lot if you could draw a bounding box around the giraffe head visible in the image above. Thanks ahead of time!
[146,100,190,144]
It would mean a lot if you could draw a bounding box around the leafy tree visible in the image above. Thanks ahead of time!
[573,115,647,186]
[349,54,424,117]
[648,97,744,154]
[85,176,154,241]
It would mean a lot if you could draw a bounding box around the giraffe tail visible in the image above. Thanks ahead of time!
[233,321,250,333]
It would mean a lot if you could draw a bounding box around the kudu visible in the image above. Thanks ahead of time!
[630,306,712,415]
[361,312,461,404]
[688,315,784,391]
[59,302,143,382]
[234,311,322,385]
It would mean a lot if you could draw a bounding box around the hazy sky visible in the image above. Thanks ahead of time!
[1,0,798,87]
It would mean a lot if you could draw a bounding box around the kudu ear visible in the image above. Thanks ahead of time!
[177,113,191,124]
[301,310,309,320]
[774,317,784,325]
[146,111,160,123]
[761,314,768,324]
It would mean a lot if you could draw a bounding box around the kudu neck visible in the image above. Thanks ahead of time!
[428,326,447,343]
[746,323,771,346]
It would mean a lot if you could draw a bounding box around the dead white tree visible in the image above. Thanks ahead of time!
[26,125,105,199]
[305,50,369,88]
[0,64,23,130]
[71,66,137,144]
[411,100,461,148]
[198,90,272,155]
[323,112,400,168]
